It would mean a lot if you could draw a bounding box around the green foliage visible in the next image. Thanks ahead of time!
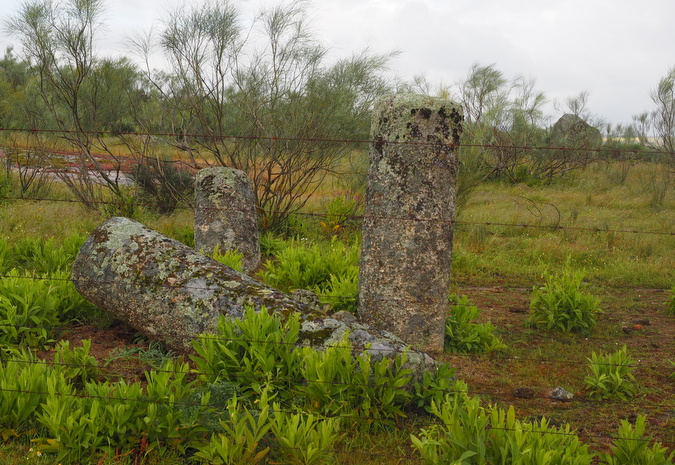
[318,265,359,313]
[0,270,61,348]
[211,246,244,273]
[192,307,413,429]
[445,295,506,353]
[271,408,341,465]
[130,155,194,214]
[0,354,56,431]
[11,230,84,275]
[585,346,636,400]
[528,265,601,333]
[48,269,100,322]
[411,362,468,414]
[488,404,594,465]
[37,360,205,461]
[668,285,675,315]
[193,393,272,465]
[53,339,99,387]
[258,238,359,312]
[297,339,412,428]
[411,395,491,464]
[260,232,288,257]
[411,394,594,465]
[602,415,674,465]
[192,307,301,399]
[319,190,363,238]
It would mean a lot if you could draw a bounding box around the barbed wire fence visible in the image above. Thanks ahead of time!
[0,128,673,461]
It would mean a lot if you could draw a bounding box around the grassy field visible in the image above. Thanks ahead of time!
[0,158,672,464]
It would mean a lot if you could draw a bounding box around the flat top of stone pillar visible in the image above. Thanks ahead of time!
[374,93,461,113]
[196,166,249,182]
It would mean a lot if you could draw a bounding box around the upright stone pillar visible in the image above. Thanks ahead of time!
[358,94,463,354]
[194,167,260,273]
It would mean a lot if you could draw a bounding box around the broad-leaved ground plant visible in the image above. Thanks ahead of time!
[528,264,602,333]
[445,294,506,353]
[585,346,636,400]
[602,415,675,465]
[258,238,359,313]
[411,394,595,465]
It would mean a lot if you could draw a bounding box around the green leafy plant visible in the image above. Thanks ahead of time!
[11,233,84,274]
[411,362,468,414]
[602,415,674,465]
[318,266,358,313]
[47,269,100,322]
[411,394,491,464]
[319,189,363,237]
[528,264,602,333]
[38,362,205,461]
[0,270,61,348]
[258,237,359,312]
[211,246,244,272]
[585,346,636,400]
[193,393,272,465]
[142,360,207,454]
[668,285,675,315]
[445,295,506,353]
[0,353,56,433]
[271,408,341,465]
[297,339,412,428]
[411,394,594,465]
[53,339,99,387]
[192,307,301,399]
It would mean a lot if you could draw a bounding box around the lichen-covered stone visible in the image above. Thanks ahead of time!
[72,217,435,376]
[358,94,463,355]
[194,167,260,273]
[550,114,602,150]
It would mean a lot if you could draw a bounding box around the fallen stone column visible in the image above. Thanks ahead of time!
[71,217,435,374]
[358,94,463,354]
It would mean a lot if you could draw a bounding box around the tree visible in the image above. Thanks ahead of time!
[6,0,137,209]
[652,69,675,157]
[132,0,394,231]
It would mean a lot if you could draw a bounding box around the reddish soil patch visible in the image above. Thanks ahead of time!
[440,286,675,453]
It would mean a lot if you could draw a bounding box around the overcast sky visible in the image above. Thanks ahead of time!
[2,0,674,128]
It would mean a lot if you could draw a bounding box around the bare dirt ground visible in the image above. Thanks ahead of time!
[442,286,675,453]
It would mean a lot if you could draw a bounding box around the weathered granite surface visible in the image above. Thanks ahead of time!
[194,167,260,273]
[72,217,435,374]
[358,94,463,354]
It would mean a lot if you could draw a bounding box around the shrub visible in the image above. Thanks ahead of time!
[193,393,272,465]
[297,339,412,428]
[191,307,301,399]
[411,394,594,465]
[0,270,61,348]
[445,295,506,353]
[211,246,244,272]
[271,408,341,465]
[528,265,601,333]
[585,346,636,400]
[602,415,674,465]
[258,238,360,312]
[0,353,57,433]
[130,156,194,214]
